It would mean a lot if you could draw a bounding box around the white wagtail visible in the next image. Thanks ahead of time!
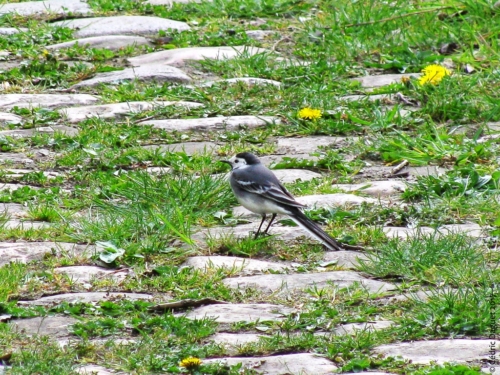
[220,152,343,251]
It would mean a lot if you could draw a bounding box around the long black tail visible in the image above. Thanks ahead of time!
[289,209,343,251]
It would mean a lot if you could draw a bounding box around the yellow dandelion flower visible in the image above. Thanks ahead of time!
[42,50,50,57]
[179,357,202,369]
[298,107,322,120]
[418,64,451,85]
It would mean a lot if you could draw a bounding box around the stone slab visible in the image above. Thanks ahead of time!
[54,266,131,284]
[0,153,34,164]
[0,112,22,124]
[60,101,203,123]
[128,46,269,67]
[181,303,294,323]
[0,0,92,16]
[276,136,349,154]
[337,94,395,102]
[72,64,191,88]
[205,353,337,375]
[0,28,27,35]
[272,169,322,183]
[334,321,394,335]
[18,292,153,306]
[0,125,78,138]
[352,73,420,88]
[0,203,27,218]
[11,316,77,338]
[46,35,152,51]
[0,94,99,110]
[3,220,50,230]
[322,250,369,270]
[181,255,290,275]
[333,180,407,197]
[373,339,492,364]
[223,271,395,294]
[383,223,483,239]
[138,115,279,132]
[53,16,190,38]
[0,183,39,192]
[76,365,121,375]
[209,332,264,354]
[0,242,94,266]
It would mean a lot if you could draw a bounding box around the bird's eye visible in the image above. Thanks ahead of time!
[235,159,239,163]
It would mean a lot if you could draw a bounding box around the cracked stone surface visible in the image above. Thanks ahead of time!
[0,94,99,110]
[11,316,77,338]
[138,115,280,132]
[209,332,265,354]
[0,125,78,138]
[0,153,34,165]
[72,64,191,88]
[46,35,153,51]
[374,339,492,364]
[0,242,94,266]
[53,16,190,38]
[54,266,131,284]
[275,136,350,154]
[75,365,122,375]
[181,303,295,323]
[143,141,218,155]
[205,353,337,375]
[60,101,203,123]
[0,27,27,35]
[18,292,153,306]
[181,255,290,274]
[223,271,395,294]
[334,321,394,335]
[191,77,282,88]
[0,112,22,124]
[333,180,407,197]
[128,46,269,67]
[0,0,92,16]
[352,73,420,88]
[322,250,370,270]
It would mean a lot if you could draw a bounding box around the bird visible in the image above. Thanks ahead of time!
[220,152,343,251]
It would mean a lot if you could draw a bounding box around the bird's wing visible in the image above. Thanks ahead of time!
[233,177,305,208]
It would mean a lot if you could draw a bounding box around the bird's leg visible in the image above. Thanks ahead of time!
[254,214,267,239]
[263,213,277,234]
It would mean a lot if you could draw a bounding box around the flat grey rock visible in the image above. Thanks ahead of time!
[334,321,394,335]
[0,153,33,164]
[128,46,269,67]
[352,73,420,88]
[18,292,153,306]
[272,169,322,183]
[192,222,321,243]
[0,28,27,35]
[408,166,448,177]
[182,303,294,323]
[0,203,27,218]
[181,256,290,275]
[53,16,190,38]
[322,251,369,270]
[0,183,39,192]
[1,169,61,180]
[60,101,203,123]
[0,0,92,16]
[0,112,22,124]
[374,339,491,364]
[54,266,131,284]
[205,353,337,375]
[3,220,50,230]
[138,115,280,132]
[46,35,152,51]
[383,223,483,239]
[0,125,78,138]
[143,141,218,155]
[223,271,395,294]
[333,180,407,197]
[72,64,191,88]
[259,153,319,166]
[0,242,94,266]
[0,94,99,110]
[11,316,77,338]
[276,136,348,154]
[192,77,281,88]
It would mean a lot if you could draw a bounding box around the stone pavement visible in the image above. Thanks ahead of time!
[0,1,494,374]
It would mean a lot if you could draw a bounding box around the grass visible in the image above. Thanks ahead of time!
[0,0,498,373]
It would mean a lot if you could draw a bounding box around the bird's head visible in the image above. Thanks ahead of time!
[220,152,261,170]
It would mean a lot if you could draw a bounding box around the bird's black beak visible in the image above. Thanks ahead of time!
[219,160,232,169]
